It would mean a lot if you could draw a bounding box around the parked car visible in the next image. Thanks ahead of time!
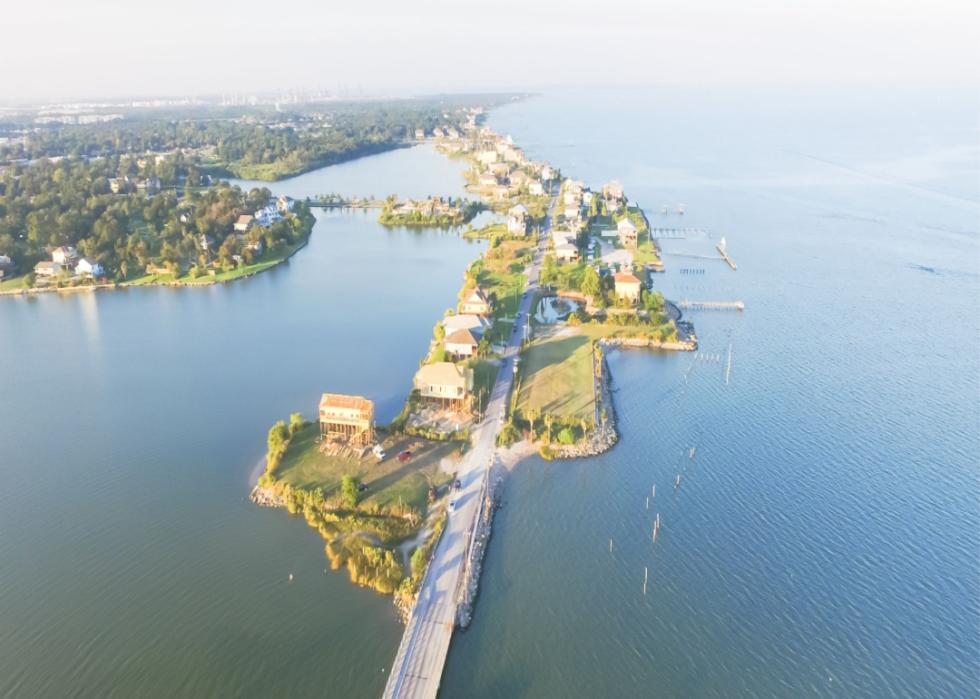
[448,500,457,513]
[397,450,412,463]
[453,479,462,490]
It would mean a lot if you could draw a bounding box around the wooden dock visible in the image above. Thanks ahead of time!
[678,300,745,311]
[716,242,737,270]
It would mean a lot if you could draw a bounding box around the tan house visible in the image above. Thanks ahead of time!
[460,287,492,316]
[614,272,643,302]
[34,260,62,278]
[234,215,254,233]
[617,218,639,248]
[414,362,474,406]
[445,328,479,358]
[318,393,375,448]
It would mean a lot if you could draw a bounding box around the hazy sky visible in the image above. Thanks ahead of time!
[2,0,978,103]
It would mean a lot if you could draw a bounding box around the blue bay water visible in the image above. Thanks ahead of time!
[0,91,977,698]
[440,87,979,698]
[0,145,484,697]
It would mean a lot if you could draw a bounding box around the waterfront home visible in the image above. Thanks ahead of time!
[460,286,492,316]
[0,255,12,275]
[490,162,510,177]
[563,206,581,221]
[508,170,530,186]
[254,205,282,227]
[442,313,489,338]
[51,246,78,266]
[528,180,545,196]
[476,150,499,165]
[555,242,580,262]
[75,258,104,277]
[605,198,623,214]
[446,127,461,139]
[541,165,556,181]
[508,204,529,236]
[478,172,499,188]
[432,127,446,139]
[414,128,426,140]
[617,218,639,248]
[277,195,295,213]
[136,177,161,195]
[34,260,62,278]
[414,362,474,407]
[614,271,643,302]
[234,214,254,232]
[318,393,375,448]
[603,180,626,202]
[563,190,581,206]
[491,185,510,201]
[445,328,480,359]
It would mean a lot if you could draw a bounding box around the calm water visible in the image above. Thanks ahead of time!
[0,146,484,697]
[441,88,980,697]
[2,91,978,698]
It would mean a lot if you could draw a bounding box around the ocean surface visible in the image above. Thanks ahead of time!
[441,88,980,698]
[1,90,978,698]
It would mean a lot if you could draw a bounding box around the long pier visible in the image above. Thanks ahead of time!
[677,300,745,311]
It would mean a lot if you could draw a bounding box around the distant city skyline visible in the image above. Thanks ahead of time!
[3,0,978,104]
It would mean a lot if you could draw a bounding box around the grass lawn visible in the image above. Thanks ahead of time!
[516,326,599,424]
[0,274,27,291]
[517,323,670,423]
[632,236,662,265]
[124,238,307,286]
[276,424,458,514]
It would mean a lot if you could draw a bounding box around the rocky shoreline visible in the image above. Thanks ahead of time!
[249,484,286,508]
[554,351,619,460]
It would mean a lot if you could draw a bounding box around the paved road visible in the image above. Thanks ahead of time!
[382,195,555,699]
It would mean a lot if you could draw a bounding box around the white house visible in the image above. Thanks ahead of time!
[234,215,254,233]
[476,150,499,165]
[508,204,529,236]
[528,181,545,196]
[445,328,479,359]
[51,246,78,266]
[555,243,580,262]
[443,313,489,338]
[617,218,639,248]
[75,258,104,277]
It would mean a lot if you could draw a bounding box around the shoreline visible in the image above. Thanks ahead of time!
[0,234,311,298]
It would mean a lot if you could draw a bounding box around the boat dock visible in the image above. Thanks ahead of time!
[678,300,745,311]
[716,236,738,270]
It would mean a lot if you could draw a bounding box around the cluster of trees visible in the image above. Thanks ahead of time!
[0,154,310,283]
[378,196,481,227]
[1,98,497,181]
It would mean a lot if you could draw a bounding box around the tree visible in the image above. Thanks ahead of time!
[525,408,538,438]
[289,412,304,436]
[582,265,602,302]
[543,414,554,443]
[266,420,290,474]
[557,427,575,445]
[341,475,359,509]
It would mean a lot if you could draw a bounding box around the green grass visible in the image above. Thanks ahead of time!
[469,359,500,398]
[517,326,599,423]
[0,274,27,291]
[631,236,662,265]
[276,424,457,514]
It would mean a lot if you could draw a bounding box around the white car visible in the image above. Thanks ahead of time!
[448,500,457,513]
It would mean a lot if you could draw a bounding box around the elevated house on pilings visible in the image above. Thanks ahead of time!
[318,393,375,448]
[413,362,474,411]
